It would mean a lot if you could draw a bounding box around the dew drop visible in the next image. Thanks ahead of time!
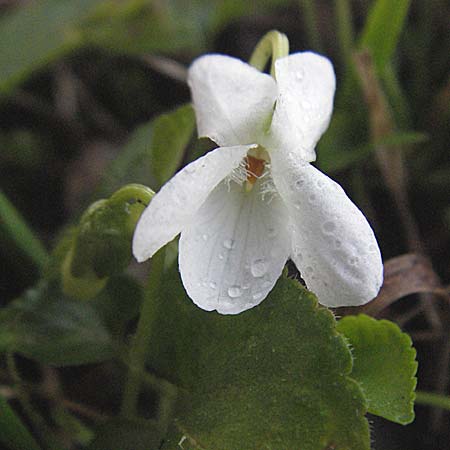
[202,234,208,241]
[250,259,267,277]
[302,100,312,110]
[228,286,242,298]
[294,250,303,262]
[295,69,304,80]
[223,239,235,250]
[218,253,224,260]
[295,178,305,189]
[184,165,196,174]
[209,281,217,289]
[349,256,360,266]
[322,221,336,233]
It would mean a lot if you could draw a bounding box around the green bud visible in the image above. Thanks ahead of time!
[62,184,154,300]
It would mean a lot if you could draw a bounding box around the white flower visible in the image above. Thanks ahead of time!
[133,52,383,314]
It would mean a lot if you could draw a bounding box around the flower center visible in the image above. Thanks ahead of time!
[245,147,270,192]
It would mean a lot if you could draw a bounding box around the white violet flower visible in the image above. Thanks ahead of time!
[133,52,383,314]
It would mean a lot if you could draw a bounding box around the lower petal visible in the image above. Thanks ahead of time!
[271,153,383,307]
[179,178,290,314]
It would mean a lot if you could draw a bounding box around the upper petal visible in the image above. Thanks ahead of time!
[132,145,251,262]
[179,177,291,314]
[271,152,383,307]
[268,52,336,162]
[188,54,277,147]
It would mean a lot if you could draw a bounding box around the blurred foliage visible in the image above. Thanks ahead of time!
[0,0,449,449]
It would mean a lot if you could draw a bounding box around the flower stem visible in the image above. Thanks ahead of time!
[415,391,450,411]
[249,30,289,77]
[121,248,165,418]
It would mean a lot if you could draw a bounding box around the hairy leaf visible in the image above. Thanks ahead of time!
[337,314,417,424]
[149,271,370,450]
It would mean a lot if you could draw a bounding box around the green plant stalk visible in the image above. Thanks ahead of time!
[415,391,450,411]
[248,30,289,77]
[121,248,166,418]
[298,0,323,52]
[0,190,48,271]
[6,353,64,450]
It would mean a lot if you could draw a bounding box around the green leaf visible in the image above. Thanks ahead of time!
[81,0,205,54]
[0,283,115,366]
[359,0,411,72]
[337,314,417,425]
[0,190,49,271]
[150,271,370,450]
[151,104,196,187]
[98,104,195,196]
[0,0,104,93]
[0,394,41,450]
[87,418,163,450]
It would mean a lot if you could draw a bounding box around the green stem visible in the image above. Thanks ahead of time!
[0,190,48,272]
[6,353,64,450]
[298,0,323,52]
[415,391,450,411]
[121,248,166,418]
[249,30,289,77]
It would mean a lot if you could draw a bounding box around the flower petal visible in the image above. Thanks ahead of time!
[132,145,251,262]
[188,54,277,147]
[271,152,383,307]
[179,178,291,314]
[268,52,336,162]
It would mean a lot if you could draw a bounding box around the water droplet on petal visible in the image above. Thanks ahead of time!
[209,281,217,289]
[250,259,267,277]
[202,234,208,241]
[223,239,235,250]
[308,194,317,203]
[184,165,196,174]
[252,292,263,301]
[228,286,242,298]
[302,100,312,110]
[322,221,336,233]
[349,256,360,266]
[295,178,305,189]
[295,69,304,80]
[218,253,224,260]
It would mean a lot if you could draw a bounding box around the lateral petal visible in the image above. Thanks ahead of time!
[132,145,251,262]
[271,152,383,307]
